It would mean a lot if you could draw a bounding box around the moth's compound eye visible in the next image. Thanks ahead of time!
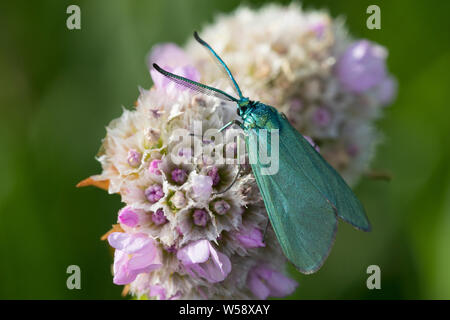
[239,106,247,115]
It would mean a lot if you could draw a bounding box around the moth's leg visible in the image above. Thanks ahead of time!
[212,134,244,195]
[218,120,244,133]
[212,166,241,195]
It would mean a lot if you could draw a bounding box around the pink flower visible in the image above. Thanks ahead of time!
[192,209,209,227]
[336,40,387,93]
[148,43,200,91]
[309,21,326,39]
[235,227,265,248]
[118,206,148,227]
[171,168,188,184]
[148,285,182,300]
[127,149,142,168]
[145,184,164,203]
[148,159,162,175]
[191,174,213,201]
[207,167,220,186]
[177,240,231,283]
[107,232,162,285]
[247,265,298,299]
[149,285,166,300]
[290,98,303,111]
[151,208,168,226]
[313,107,331,127]
[213,200,231,215]
[148,43,192,69]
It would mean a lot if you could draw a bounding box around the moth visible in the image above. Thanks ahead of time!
[152,32,371,274]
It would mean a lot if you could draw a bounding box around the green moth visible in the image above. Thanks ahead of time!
[152,32,371,274]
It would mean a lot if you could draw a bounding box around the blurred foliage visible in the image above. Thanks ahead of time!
[0,0,449,299]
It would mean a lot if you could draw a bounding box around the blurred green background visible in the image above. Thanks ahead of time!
[0,0,449,299]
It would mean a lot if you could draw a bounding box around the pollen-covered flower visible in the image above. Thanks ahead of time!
[81,3,395,300]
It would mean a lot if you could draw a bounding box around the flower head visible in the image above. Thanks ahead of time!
[84,3,395,300]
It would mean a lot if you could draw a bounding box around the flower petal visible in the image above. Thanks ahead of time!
[149,285,166,300]
[191,174,213,201]
[247,271,270,300]
[177,239,211,265]
[118,207,139,227]
[266,270,298,297]
[148,43,192,68]
[203,250,232,283]
[108,232,153,254]
[112,250,135,285]
[235,227,266,248]
[336,40,387,93]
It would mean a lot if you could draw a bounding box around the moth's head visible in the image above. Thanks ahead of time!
[237,97,251,116]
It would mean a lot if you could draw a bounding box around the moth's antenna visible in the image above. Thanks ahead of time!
[194,31,244,99]
[152,63,239,103]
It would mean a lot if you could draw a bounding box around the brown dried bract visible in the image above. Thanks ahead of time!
[76,176,110,191]
[122,285,130,297]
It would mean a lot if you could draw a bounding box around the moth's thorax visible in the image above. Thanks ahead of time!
[239,100,280,130]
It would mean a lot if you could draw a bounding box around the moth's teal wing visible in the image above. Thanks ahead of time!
[247,128,338,274]
[275,113,371,232]
[246,108,370,273]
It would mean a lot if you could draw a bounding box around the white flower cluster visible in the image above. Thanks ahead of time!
[93,81,294,299]
[82,3,395,300]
